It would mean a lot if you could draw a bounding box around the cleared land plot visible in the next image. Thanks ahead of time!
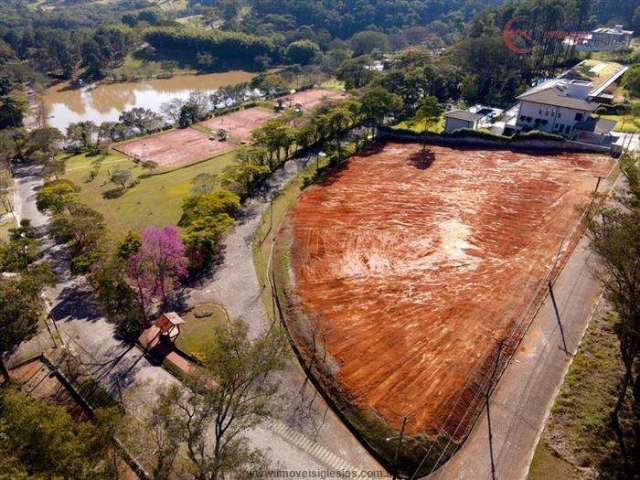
[289,143,611,437]
[114,128,233,168]
[285,88,347,110]
[198,107,276,142]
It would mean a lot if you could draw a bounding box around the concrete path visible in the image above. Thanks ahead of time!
[427,195,613,479]
[12,164,47,227]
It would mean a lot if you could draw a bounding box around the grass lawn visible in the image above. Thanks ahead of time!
[528,307,630,479]
[174,303,227,360]
[0,216,16,242]
[393,116,445,134]
[62,149,237,240]
[599,114,640,133]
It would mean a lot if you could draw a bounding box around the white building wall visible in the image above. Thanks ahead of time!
[444,117,475,133]
[516,101,591,136]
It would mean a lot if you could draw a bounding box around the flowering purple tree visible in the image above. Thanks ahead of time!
[127,225,188,318]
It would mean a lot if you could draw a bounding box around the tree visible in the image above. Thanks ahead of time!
[127,225,188,312]
[0,264,55,354]
[285,40,320,65]
[110,169,132,190]
[414,96,443,149]
[179,190,240,271]
[0,389,119,479]
[0,90,28,129]
[119,108,163,134]
[336,56,377,90]
[161,98,185,124]
[584,156,640,476]
[89,253,144,339]
[622,64,640,99]
[349,31,390,56]
[179,103,199,129]
[318,107,354,163]
[360,87,403,135]
[66,121,98,151]
[0,225,41,272]
[152,319,285,480]
[36,179,77,214]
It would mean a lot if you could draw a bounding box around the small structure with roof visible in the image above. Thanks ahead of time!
[155,312,185,342]
[566,25,634,53]
[444,105,504,133]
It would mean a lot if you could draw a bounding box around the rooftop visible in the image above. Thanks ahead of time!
[593,25,634,36]
[444,109,484,122]
[517,81,600,112]
[560,59,629,97]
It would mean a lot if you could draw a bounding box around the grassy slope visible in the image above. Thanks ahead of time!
[175,303,227,360]
[62,149,236,239]
[528,308,628,479]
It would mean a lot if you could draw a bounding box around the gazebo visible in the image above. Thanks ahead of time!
[154,312,185,342]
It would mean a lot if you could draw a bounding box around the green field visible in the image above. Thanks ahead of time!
[393,116,445,134]
[62,150,236,239]
[175,303,227,360]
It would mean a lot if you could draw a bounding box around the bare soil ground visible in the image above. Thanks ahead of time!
[199,107,277,142]
[280,88,347,110]
[288,143,612,437]
[114,127,233,168]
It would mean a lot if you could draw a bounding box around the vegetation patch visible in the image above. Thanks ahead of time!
[175,303,227,360]
[529,308,632,479]
[61,149,236,238]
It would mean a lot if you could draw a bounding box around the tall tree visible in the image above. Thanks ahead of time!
[584,157,640,477]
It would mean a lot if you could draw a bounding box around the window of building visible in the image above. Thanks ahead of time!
[575,112,583,121]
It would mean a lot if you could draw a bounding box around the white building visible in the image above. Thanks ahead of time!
[567,25,634,52]
[515,79,600,136]
[444,105,504,133]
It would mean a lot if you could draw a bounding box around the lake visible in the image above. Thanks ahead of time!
[43,70,257,133]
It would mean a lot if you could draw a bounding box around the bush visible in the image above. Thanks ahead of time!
[515,130,565,141]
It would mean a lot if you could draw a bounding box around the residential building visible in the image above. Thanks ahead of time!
[515,79,599,136]
[444,105,504,133]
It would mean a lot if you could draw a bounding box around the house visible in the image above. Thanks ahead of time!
[444,110,483,132]
[509,60,628,142]
[559,59,628,104]
[515,79,599,136]
[571,25,635,52]
[444,105,503,133]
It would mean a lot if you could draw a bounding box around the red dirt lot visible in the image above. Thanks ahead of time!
[114,127,233,168]
[199,107,276,142]
[289,143,612,437]
[285,88,347,110]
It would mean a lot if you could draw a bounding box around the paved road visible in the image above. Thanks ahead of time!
[12,164,47,227]
[427,180,616,479]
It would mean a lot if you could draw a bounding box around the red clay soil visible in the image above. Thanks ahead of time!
[285,88,347,110]
[114,127,233,167]
[289,143,612,437]
[199,107,276,142]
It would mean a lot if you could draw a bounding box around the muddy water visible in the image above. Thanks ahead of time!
[43,70,256,133]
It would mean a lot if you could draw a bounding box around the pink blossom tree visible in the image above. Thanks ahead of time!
[127,225,188,319]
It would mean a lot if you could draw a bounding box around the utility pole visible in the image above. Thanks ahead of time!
[393,416,408,480]
[548,281,569,354]
[486,339,504,480]
[595,176,602,193]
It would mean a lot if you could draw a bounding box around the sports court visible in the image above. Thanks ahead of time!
[114,127,234,168]
[198,107,277,142]
[285,88,347,110]
[288,142,612,437]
